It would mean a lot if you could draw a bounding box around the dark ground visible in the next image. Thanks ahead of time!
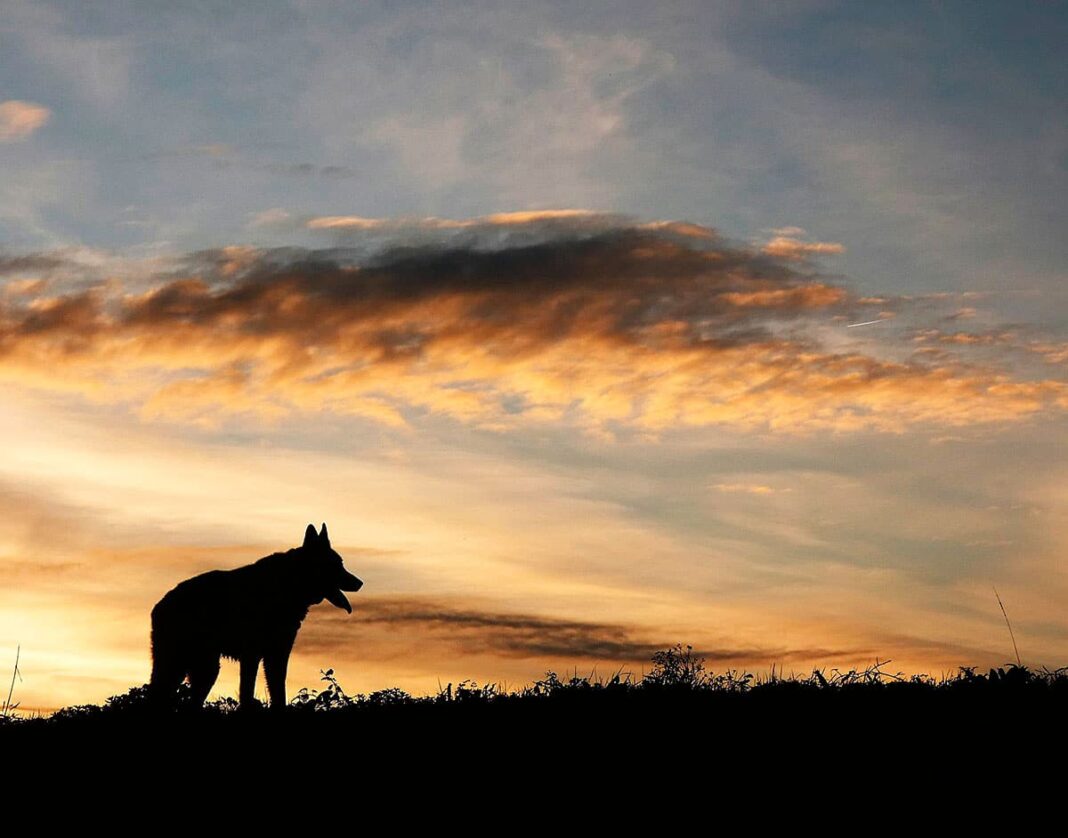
[4,649,1063,772]
[4,650,1065,804]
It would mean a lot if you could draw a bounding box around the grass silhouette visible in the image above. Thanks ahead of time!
[5,644,1068,791]
[5,644,1067,728]
[6,644,1058,807]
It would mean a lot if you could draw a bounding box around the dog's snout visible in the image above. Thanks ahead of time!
[342,571,363,592]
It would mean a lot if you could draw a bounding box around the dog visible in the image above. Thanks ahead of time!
[149,523,363,711]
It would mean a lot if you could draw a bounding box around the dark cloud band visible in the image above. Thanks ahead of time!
[303,596,869,664]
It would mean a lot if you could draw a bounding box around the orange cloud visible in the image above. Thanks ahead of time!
[0,222,1064,435]
[719,285,846,308]
[1030,341,1068,365]
[762,235,845,261]
[712,483,780,495]
[306,209,600,231]
[0,100,51,141]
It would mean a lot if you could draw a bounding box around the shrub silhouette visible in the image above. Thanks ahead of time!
[644,644,708,689]
[290,669,356,712]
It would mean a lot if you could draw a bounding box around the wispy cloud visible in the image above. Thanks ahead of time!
[303,596,868,664]
[7,0,130,107]
[712,483,781,496]
[762,235,845,261]
[147,145,362,181]
[0,100,51,142]
[306,209,600,231]
[0,252,66,276]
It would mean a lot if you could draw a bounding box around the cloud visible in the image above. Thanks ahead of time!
[912,328,1018,348]
[0,100,51,141]
[301,596,867,664]
[762,235,845,261]
[1031,341,1068,365]
[719,285,845,308]
[308,209,601,230]
[10,1,130,107]
[153,144,363,180]
[248,208,292,228]
[0,215,1065,435]
[0,477,100,573]
[0,252,67,276]
[299,24,674,206]
[712,483,780,496]
[304,209,610,235]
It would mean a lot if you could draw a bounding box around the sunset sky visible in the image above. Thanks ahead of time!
[2,1,1067,712]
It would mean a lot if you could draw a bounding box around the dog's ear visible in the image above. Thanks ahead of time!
[303,523,318,548]
[320,523,330,547]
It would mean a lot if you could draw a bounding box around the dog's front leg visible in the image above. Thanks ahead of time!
[264,652,289,711]
[239,656,261,709]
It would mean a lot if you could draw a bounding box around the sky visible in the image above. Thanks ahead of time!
[1,0,1066,712]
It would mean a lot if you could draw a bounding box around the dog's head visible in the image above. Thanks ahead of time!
[298,523,363,613]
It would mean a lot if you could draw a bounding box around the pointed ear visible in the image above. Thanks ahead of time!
[303,524,318,548]
[319,523,330,547]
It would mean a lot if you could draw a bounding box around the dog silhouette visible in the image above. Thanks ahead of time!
[149,523,363,710]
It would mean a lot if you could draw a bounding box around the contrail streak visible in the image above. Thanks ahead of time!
[846,318,890,328]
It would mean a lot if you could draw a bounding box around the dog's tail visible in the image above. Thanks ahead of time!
[147,600,184,711]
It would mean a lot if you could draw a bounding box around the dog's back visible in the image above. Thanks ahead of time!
[153,562,302,655]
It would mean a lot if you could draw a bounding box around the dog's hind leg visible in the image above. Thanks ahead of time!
[187,656,221,707]
[239,656,261,709]
[148,659,185,711]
